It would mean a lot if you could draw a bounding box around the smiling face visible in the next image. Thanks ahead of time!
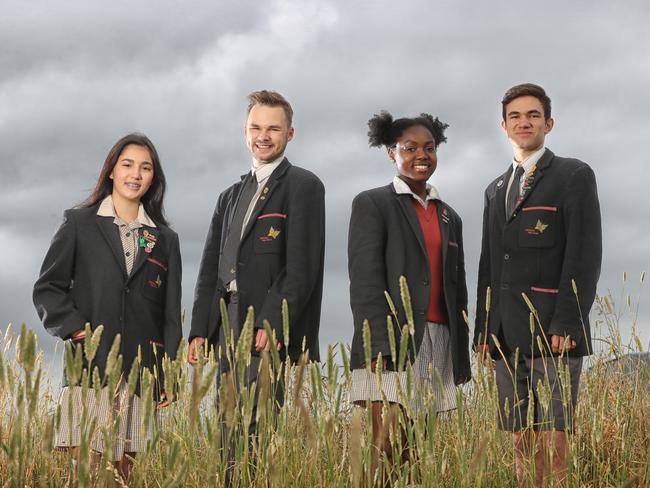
[388,124,438,186]
[245,104,294,165]
[502,95,554,160]
[109,144,154,205]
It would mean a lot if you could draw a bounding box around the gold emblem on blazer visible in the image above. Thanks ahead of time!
[267,226,280,239]
[534,220,548,233]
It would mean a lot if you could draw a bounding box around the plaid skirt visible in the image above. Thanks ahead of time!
[55,380,155,461]
[349,322,457,413]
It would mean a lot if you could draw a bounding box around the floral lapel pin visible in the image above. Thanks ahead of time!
[140,229,157,254]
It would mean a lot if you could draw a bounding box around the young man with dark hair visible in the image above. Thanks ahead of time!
[475,83,601,487]
[188,90,325,461]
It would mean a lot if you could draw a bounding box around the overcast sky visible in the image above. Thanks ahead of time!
[2,0,648,370]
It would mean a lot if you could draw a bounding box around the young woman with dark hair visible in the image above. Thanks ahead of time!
[348,111,471,481]
[33,133,182,483]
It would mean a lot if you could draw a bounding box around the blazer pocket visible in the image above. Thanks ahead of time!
[518,206,557,248]
[253,214,286,254]
[142,257,168,303]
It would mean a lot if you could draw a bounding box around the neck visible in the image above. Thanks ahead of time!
[513,145,543,164]
[111,193,140,223]
[400,176,427,200]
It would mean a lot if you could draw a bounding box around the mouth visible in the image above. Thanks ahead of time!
[125,182,142,191]
[413,163,431,171]
[255,143,273,151]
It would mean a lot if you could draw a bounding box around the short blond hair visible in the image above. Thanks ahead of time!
[247,90,293,126]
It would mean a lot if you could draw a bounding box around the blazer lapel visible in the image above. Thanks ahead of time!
[496,166,512,223]
[129,226,160,281]
[509,148,553,219]
[96,217,128,279]
[395,192,427,257]
[437,202,450,274]
[241,158,291,241]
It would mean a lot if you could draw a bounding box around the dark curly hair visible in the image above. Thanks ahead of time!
[367,111,449,148]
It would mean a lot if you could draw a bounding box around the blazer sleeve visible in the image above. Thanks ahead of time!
[548,164,602,343]
[256,176,326,342]
[454,216,472,382]
[474,188,492,347]
[164,232,183,360]
[189,193,227,341]
[33,210,88,340]
[348,192,392,361]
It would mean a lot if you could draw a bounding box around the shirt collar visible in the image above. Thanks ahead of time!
[392,175,440,208]
[251,155,284,183]
[513,146,546,174]
[96,195,157,228]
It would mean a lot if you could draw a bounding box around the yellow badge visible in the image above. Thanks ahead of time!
[267,226,280,239]
[155,275,162,287]
[534,219,548,233]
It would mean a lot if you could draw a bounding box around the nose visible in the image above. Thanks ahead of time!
[415,147,428,159]
[258,129,271,140]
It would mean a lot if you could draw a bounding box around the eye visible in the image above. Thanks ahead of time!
[425,146,436,153]
[403,146,416,153]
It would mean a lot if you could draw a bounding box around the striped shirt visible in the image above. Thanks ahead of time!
[97,196,156,274]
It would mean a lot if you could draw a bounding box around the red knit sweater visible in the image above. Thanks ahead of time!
[412,200,448,324]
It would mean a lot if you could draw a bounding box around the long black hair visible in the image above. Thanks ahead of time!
[80,133,169,226]
[367,111,449,148]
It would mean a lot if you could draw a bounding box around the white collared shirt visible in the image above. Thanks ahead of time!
[97,195,156,228]
[240,155,284,237]
[392,175,440,209]
[505,146,545,213]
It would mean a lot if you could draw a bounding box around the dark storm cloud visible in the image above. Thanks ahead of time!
[1,0,649,365]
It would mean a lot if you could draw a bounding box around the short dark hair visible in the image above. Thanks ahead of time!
[367,111,449,148]
[247,90,293,127]
[80,133,169,226]
[501,83,552,120]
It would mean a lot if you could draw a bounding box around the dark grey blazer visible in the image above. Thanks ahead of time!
[33,204,182,400]
[189,158,325,362]
[474,148,602,357]
[348,183,471,385]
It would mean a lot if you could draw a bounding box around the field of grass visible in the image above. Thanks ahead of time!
[0,273,648,487]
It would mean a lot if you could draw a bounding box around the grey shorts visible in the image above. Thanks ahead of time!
[495,353,582,432]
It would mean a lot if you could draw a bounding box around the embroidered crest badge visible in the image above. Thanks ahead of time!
[267,226,280,239]
[534,219,548,233]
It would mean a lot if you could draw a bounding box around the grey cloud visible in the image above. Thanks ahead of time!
[2,0,649,361]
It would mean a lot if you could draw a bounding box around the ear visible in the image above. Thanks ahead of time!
[387,146,396,162]
[287,126,295,142]
[500,119,507,133]
[544,117,554,134]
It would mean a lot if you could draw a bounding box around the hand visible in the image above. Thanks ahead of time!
[71,329,86,340]
[475,344,494,369]
[367,357,387,372]
[157,391,171,410]
[188,337,206,365]
[551,335,576,354]
[255,329,282,352]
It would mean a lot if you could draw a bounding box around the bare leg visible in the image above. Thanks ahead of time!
[89,450,102,487]
[369,402,409,487]
[539,431,568,487]
[117,452,136,486]
[513,430,543,487]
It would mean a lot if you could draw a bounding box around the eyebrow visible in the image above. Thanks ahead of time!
[120,158,152,164]
[401,139,435,145]
[508,109,542,116]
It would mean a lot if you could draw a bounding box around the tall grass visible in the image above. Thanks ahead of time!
[0,272,648,487]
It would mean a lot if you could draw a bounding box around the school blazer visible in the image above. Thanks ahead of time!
[474,149,602,357]
[348,184,471,385]
[189,158,325,362]
[33,204,182,399]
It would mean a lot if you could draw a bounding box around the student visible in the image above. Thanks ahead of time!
[33,133,182,483]
[475,83,601,487]
[188,90,325,450]
[348,111,471,477]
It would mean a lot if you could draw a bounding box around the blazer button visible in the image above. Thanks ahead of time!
[423,279,429,286]
[504,254,510,261]
[124,287,130,293]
